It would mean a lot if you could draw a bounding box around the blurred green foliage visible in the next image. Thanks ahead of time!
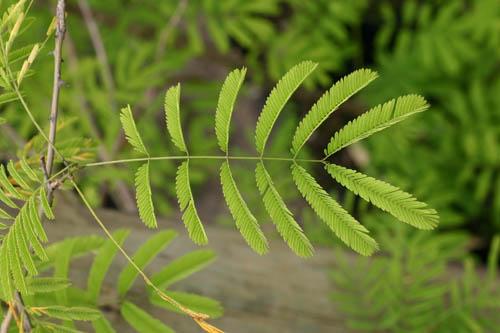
[0,0,498,329]
[331,220,500,332]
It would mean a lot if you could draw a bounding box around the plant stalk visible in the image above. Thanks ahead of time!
[45,0,66,178]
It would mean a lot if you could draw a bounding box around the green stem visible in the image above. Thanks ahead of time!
[84,155,326,167]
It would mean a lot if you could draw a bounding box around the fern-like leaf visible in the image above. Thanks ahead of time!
[291,163,378,256]
[326,164,439,230]
[255,61,318,154]
[118,230,177,296]
[324,95,429,158]
[135,162,157,229]
[215,68,246,153]
[165,83,187,153]
[220,161,268,254]
[175,161,208,245]
[120,105,148,155]
[255,162,313,257]
[291,69,378,156]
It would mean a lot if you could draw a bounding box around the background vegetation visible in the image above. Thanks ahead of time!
[0,0,499,331]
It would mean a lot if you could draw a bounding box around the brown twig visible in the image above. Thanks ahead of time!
[45,0,66,177]
[0,308,13,333]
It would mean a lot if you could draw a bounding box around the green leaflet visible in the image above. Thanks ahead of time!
[87,229,130,302]
[27,277,71,293]
[215,67,246,153]
[151,249,216,289]
[20,158,40,182]
[121,301,174,333]
[326,164,439,230]
[21,200,48,261]
[291,69,378,156]
[175,161,208,245]
[14,222,37,276]
[324,94,429,158]
[0,164,22,199]
[220,161,268,254]
[165,83,187,153]
[39,187,55,220]
[255,60,317,154]
[291,163,378,256]
[117,230,177,296]
[0,239,13,300]
[120,105,148,155]
[1,196,52,296]
[33,306,101,321]
[135,162,157,229]
[28,195,48,242]
[0,184,17,208]
[7,160,30,190]
[150,290,223,318]
[8,231,28,294]
[255,162,314,257]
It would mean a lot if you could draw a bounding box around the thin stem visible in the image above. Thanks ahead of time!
[0,309,13,333]
[45,0,66,177]
[83,155,326,167]
[70,179,223,333]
